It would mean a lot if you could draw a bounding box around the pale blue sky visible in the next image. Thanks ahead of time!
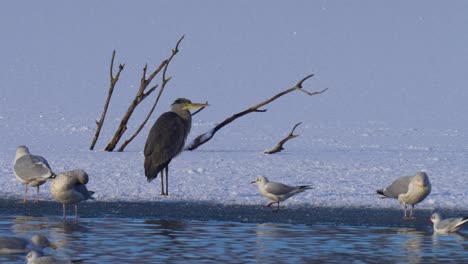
[1,1,467,129]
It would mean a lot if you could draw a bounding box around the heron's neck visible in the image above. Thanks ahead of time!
[173,109,192,132]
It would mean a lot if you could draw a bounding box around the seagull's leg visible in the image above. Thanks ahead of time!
[34,186,40,204]
[402,202,408,219]
[274,202,280,213]
[266,202,275,207]
[165,166,169,196]
[75,204,78,224]
[409,205,415,219]
[63,203,67,221]
[22,185,28,204]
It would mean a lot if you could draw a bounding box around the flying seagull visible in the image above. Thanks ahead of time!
[377,171,431,219]
[251,175,312,212]
[13,146,55,203]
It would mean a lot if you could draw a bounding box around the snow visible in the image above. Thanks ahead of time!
[1,1,468,212]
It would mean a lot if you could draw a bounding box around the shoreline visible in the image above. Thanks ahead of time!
[1,199,467,229]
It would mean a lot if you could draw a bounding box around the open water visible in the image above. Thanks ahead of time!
[0,201,467,263]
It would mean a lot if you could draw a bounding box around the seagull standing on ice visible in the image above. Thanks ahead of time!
[430,213,468,234]
[13,146,55,203]
[377,171,431,219]
[50,169,94,223]
[251,175,312,212]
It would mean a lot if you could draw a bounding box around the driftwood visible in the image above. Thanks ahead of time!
[117,36,184,152]
[90,50,124,150]
[264,122,302,154]
[104,36,184,151]
[185,74,327,151]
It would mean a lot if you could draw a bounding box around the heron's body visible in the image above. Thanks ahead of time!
[144,98,207,195]
[13,146,55,203]
[377,172,431,219]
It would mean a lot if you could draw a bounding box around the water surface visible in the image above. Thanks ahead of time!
[1,214,467,263]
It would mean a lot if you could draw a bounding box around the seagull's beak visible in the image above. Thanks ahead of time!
[250,180,256,184]
[183,102,209,110]
[428,219,432,223]
[49,244,58,250]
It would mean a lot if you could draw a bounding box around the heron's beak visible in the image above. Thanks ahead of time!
[49,244,58,250]
[183,103,209,110]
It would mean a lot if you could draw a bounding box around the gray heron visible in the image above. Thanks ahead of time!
[144,98,208,195]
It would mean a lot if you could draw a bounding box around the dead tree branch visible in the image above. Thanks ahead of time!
[264,122,302,154]
[186,74,327,151]
[104,35,184,151]
[117,36,184,152]
[90,50,125,150]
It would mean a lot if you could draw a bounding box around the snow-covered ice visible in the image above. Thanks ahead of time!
[1,1,468,212]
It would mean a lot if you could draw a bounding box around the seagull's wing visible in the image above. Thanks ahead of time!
[380,175,412,198]
[442,217,468,232]
[264,181,296,195]
[14,155,53,181]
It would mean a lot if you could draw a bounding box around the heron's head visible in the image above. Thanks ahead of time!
[414,172,430,189]
[251,175,268,185]
[171,98,208,112]
[430,213,441,224]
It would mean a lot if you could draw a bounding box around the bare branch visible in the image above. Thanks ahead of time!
[264,122,302,154]
[186,73,326,151]
[105,35,184,151]
[90,50,125,150]
[117,35,184,152]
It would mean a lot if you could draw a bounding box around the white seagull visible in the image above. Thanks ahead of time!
[377,171,431,219]
[50,169,94,223]
[251,175,312,212]
[430,213,468,234]
[13,146,55,203]
[26,250,80,264]
[0,234,57,254]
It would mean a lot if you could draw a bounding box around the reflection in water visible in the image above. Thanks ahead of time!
[1,216,468,263]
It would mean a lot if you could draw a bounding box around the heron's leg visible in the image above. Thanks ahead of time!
[34,186,40,204]
[160,169,165,195]
[63,203,67,221]
[75,204,78,224]
[22,185,28,204]
[165,166,169,196]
